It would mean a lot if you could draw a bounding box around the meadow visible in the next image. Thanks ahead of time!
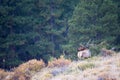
[1,52,120,80]
[32,53,120,80]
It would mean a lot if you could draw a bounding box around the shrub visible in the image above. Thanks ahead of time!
[15,59,45,72]
[90,41,110,56]
[90,45,100,56]
[0,69,13,80]
[11,70,30,80]
[11,59,45,80]
[48,55,71,68]
[0,69,8,80]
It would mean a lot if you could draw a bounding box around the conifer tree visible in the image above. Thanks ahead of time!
[67,0,119,55]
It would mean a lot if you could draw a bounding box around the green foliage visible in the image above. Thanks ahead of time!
[67,0,120,58]
[0,0,120,69]
[0,0,79,69]
[69,0,119,43]
[90,41,110,56]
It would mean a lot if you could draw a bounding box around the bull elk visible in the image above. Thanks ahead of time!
[77,43,91,59]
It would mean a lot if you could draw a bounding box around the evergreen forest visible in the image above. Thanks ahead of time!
[0,0,120,70]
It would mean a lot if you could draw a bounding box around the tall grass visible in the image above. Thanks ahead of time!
[48,55,71,68]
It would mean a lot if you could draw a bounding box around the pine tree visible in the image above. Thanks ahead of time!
[0,0,79,69]
[67,0,119,57]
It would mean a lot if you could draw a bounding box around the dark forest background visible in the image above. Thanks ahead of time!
[0,0,120,69]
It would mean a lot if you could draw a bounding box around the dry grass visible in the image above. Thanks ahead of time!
[32,53,120,80]
[117,62,120,67]
[11,59,45,80]
[0,59,45,80]
[77,62,95,71]
[98,72,117,80]
[0,69,14,80]
[1,53,120,80]
[48,55,71,68]
[0,69,8,80]
[15,59,45,72]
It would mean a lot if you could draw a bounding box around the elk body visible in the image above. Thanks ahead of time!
[77,46,91,59]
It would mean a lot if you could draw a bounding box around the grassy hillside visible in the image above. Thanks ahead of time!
[31,53,120,80]
[0,53,120,80]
